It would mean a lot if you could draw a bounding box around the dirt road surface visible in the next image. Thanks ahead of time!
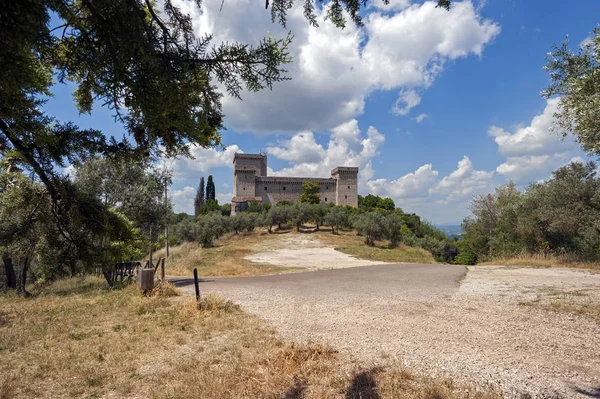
[171,264,600,398]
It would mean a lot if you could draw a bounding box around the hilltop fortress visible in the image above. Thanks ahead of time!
[231,153,358,214]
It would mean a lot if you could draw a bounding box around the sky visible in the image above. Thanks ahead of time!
[44,0,600,224]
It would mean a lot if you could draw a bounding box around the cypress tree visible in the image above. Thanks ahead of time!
[194,177,205,216]
[206,175,215,201]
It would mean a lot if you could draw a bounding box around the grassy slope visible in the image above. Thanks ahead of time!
[156,232,299,277]
[0,278,500,399]
[316,229,436,264]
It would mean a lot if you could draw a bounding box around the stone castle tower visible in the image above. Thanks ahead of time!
[231,153,358,214]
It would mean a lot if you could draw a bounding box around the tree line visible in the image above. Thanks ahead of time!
[458,161,600,264]
[169,196,459,263]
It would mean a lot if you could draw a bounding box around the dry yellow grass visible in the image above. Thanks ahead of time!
[0,277,501,399]
[518,288,600,324]
[480,254,600,271]
[154,233,299,277]
[316,229,437,264]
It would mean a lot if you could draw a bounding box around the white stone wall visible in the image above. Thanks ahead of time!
[234,170,257,197]
[333,169,358,207]
[255,178,337,205]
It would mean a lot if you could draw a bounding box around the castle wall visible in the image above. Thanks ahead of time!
[233,153,267,176]
[255,177,337,205]
[332,167,359,207]
[233,168,256,197]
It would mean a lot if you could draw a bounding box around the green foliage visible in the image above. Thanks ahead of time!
[75,158,171,236]
[358,194,395,211]
[265,205,291,232]
[221,203,232,216]
[353,212,387,246]
[324,206,349,234]
[543,26,600,155]
[198,199,221,215]
[276,200,294,207]
[461,162,600,262]
[384,213,404,248]
[299,182,321,204]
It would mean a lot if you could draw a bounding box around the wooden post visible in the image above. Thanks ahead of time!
[161,258,165,282]
[193,268,200,301]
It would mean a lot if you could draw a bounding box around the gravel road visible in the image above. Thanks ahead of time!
[171,264,600,398]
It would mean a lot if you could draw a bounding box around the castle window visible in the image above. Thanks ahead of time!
[265,186,268,191]
[325,197,327,202]
[326,186,328,190]
[243,188,246,190]
[348,185,350,189]
[345,195,347,199]
[283,186,286,191]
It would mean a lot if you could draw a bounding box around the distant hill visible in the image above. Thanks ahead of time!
[436,224,462,238]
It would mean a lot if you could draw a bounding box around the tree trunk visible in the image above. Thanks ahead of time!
[2,252,16,289]
[103,266,114,287]
[16,256,30,296]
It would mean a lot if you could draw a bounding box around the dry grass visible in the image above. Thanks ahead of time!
[518,288,600,324]
[150,280,180,297]
[480,254,600,271]
[316,229,436,264]
[0,277,501,399]
[155,233,300,277]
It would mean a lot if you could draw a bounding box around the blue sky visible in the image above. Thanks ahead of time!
[45,0,599,224]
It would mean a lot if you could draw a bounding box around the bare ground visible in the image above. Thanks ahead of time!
[245,234,387,269]
[177,264,600,398]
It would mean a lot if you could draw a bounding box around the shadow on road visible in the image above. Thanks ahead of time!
[168,277,215,288]
[345,368,383,399]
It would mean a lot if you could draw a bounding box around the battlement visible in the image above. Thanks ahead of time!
[231,153,358,213]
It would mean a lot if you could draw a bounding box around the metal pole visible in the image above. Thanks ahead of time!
[193,268,200,301]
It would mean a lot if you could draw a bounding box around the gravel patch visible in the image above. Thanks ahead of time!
[245,235,386,269]
[177,264,600,398]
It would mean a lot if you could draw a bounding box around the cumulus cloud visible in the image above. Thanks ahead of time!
[171,186,196,214]
[385,164,439,198]
[266,120,385,194]
[176,0,500,133]
[432,156,494,201]
[489,98,583,183]
[391,89,421,116]
[171,144,240,181]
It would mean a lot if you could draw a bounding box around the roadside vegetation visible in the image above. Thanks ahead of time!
[0,277,502,399]
[458,161,600,269]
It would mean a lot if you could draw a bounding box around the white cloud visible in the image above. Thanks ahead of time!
[391,89,421,116]
[177,0,500,133]
[432,156,494,201]
[171,144,240,181]
[171,186,196,214]
[488,98,571,157]
[489,98,585,184]
[217,192,234,205]
[383,164,439,198]
[267,131,325,163]
[370,0,411,12]
[414,113,428,123]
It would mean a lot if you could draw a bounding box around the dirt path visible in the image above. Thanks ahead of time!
[172,264,600,398]
[245,234,386,269]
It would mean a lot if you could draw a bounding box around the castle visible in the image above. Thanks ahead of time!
[231,153,358,214]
